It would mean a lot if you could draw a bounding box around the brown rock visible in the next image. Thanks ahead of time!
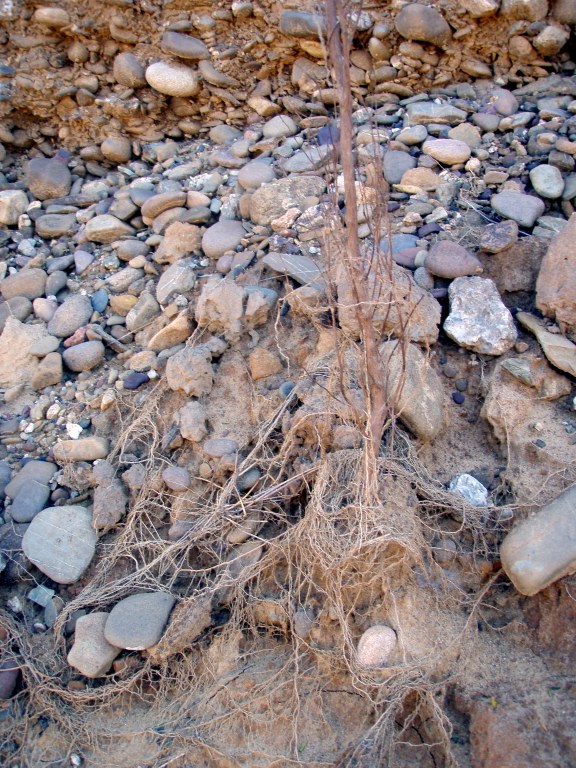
[424,241,483,279]
[31,351,63,390]
[248,348,283,380]
[536,213,576,338]
[148,315,192,351]
[154,221,202,264]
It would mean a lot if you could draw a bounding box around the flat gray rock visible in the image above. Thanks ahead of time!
[104,592,176,650]
[490,191,545,228]
[405,102,467,125]
[262,252,322,285]
[5,460,57,499]
[22,505,97,585]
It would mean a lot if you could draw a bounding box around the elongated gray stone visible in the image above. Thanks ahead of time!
[501,485,576,595]
[104,592,176,650]
[490,191,545,228]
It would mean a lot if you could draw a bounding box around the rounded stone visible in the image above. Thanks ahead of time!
[383,150,417,184]
[1,268,46,301]
[101,137,132,164]
[35,213,76,239]
[0,190,29,226]
[145,61,200,98]
[262,115,298,139]
[22,505,97,585]
[424,241,483,279]
[203,438,239,458]
[84,214,134,244]
[104,592,176,650]
[395,3,452,48]
[47,294,93,338]
[62,340,105,372]
[113,52,147,88]
[529,164,565,199]
[162,466,191,492]
[422,139,472,165]
[237,161,276,191]
[202,220,246,259]
[356,625,397,668]
[26,157,71,201]
[160,31,210,60]
[490,191,545,228]
[33,7,70,27]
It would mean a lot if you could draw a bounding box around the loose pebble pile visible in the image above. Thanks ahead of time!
[0,1,575,725]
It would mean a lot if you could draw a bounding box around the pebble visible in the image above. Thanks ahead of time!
[480,220,519,253]
[101,137,132,164]
[26,155,71,200]
[0,190,29,226]
[52,437,110,463]
[22,505,97,584]
[162,466,191,492]
[62,340,105,372]
[145,61,199,97]
[160,31,210,60]
[104,592,176,650]
[529,164,565,199]
[203,438,239,458]
[84,214,134,244]
[202,220,246,259]
[422,139,471,165]
[123,371,150,390]
[424,241,483,279]
[490,190,546,228]
[47,294,92,338]
[448,474,489,507]
[1,268,46,301]
[35,214,76,238]
[501,485,576,595]
[67,613,121,678]
[113,52,147,88]
[383,150,417,184]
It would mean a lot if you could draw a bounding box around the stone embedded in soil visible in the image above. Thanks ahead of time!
[379,341,444,441]
[52,437,110,463]
[444,277,517,355]
[177,401,208,443]
[490,191,545,228]
[113,52,147,87]
[500,485,576,596]
[248,347,283,380]
[356,625,397,668]
[62,340,105,372]
[166,343,220,397]
[145,61,199,97]
[22,505,97,585]
[47,294,92,338]
[162,466,191,492]
[160,31,210,60]
[195,276,245,341]
[26,156,71,200]
[395,3,452,47]
[67,612,121,678]
[104,592,176,650]
[203,438,239,458]
[516,311,576,376]
[535,213,576,336]
[501,0,549,22]
[32,351,63,390]
[448,474,489,507]
[263,252,322,285]
[93,478,128,534]
[0,660,20,700]
[148,315,192,351]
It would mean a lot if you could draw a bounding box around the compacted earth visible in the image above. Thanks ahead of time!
[1,2,576,767]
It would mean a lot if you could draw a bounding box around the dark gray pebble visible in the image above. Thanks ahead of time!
[124,371,150,390]
[452,392,465,404]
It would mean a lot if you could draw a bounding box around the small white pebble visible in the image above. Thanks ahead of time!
[66,422,83,440]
